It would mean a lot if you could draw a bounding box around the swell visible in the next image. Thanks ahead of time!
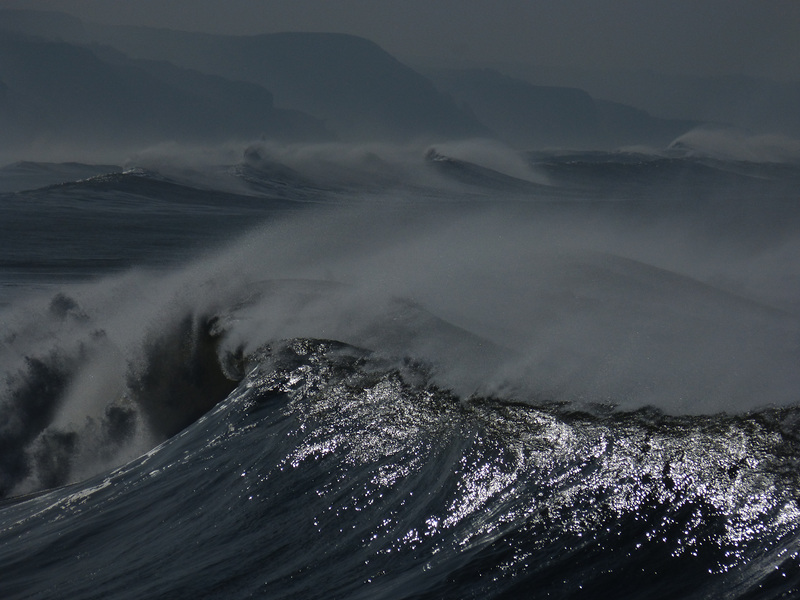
[1,338,799,599]
[527,150,800,197]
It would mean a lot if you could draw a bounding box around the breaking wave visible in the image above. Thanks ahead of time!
[1,142,800,598]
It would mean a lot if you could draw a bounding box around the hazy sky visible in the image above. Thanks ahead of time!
[1,0,799,80]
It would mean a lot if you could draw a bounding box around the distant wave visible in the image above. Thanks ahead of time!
[667,127,800,164]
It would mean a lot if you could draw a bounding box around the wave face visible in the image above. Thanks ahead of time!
[2,339,800,599]
[1,142,800,598]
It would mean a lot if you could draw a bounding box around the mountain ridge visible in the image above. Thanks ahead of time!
[0,29,330,160]
[0,9,722,156]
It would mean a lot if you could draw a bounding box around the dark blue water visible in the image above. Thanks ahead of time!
[2,145,800,598]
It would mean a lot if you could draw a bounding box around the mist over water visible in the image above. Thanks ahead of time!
[204,205,797,411]
[668,127,800,164]
[1,127,800,598]
[2,138,800,497]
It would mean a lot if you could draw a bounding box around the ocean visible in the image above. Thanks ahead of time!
[1,141,800,598]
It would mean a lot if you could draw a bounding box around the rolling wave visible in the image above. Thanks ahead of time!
[1,338,799,599]
[2,142,800,598]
